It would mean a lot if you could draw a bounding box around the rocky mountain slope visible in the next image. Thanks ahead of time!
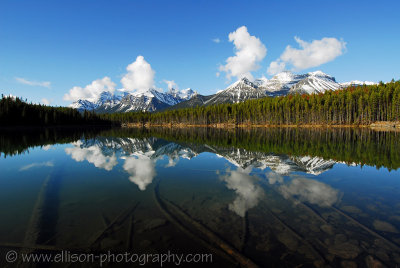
[205,78,267,105]
[288,71,341,94]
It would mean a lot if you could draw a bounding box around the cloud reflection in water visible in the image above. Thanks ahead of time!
[220,167,264,217]
[122,153,157,191]
[65,141,118,171]
[266,171,340,207]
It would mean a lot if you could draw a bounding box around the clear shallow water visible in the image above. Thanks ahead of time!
[0,127,400,267]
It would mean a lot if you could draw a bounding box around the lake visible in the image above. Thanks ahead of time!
[0,127,399,267]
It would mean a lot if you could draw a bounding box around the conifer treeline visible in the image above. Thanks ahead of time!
[102,80,400,125]
[0,96,112,126]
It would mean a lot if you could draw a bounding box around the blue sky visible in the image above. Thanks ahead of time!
[1,0,399,106]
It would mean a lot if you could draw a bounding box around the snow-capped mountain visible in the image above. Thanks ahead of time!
[340,80,377,87]
[71,88,198,113]
[94,91,123,112]
[168,88,197,100]
[258,71,308,95]
[112,90,171,112]
[70,92,123,112]
[70,71,376,112]
[204,77,267,106]
[201,71,341,106]
[70,99,98,111]
[289,71,341,94]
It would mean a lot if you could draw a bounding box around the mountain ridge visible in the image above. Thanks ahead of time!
[70,71,376,112]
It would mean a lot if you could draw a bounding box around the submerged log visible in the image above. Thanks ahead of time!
[90,202,139,249]
[152,182,237,266]
[240,211,249,253]
[126,214,135,250]
[23,175,51,247]
[154,181,258,268]
[331,206,400,251]
[260,203,327,265]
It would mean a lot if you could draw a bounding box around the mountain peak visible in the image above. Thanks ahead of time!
[307,70,330,77]
[167,87,197,100]
[227,77,255,89]
[254,77,268,87]
[272,71,295,80]
[289,71,339,94]
[205,76,265,105]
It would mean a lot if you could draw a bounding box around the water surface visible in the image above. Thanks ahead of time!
[0,127,399,267]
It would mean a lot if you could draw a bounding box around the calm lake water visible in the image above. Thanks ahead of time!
[0,127,400,267]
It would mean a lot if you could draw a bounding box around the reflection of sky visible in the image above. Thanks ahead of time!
[219,167,264,217]
[65,141,118,171]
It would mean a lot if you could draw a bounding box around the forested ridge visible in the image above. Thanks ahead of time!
[101,80,400,126]
[0,95,112,126]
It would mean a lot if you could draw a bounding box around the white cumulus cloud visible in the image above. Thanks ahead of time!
[267,61,286,76]
[63,77,116,102]
[212,38,221,43]
[163,80,178,90]
[219,26,267,81]
[268,36,346,75]
[15,77,51,88]
[121,55,155,93]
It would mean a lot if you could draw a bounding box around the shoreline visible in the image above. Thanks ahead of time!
[1,122,398,131]
[123,121,400,130]
[0,124,113,130]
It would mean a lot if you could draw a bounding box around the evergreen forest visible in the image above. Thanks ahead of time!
[101,81,400,126]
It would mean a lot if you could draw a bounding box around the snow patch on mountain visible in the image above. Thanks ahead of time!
[289,71,340,94]
[70,99,97,111]
[259,71,307,95]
